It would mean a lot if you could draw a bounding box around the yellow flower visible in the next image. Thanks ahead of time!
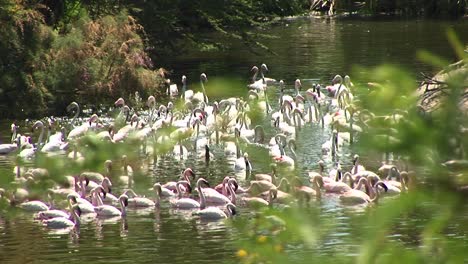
[274,244,283,253]
[257,235,267,243]
[237,249,248,258]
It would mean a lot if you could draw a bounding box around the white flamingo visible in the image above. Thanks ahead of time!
[19,200,49,212]
[162,168,195,193]
[193,178,237,220]
[234,152,252,172]
[339,177,388,205]
[43,204,81,230]
[194,203,237,220]
[94,194,129,217]
[170,180,202,209]
[124,189,156,208]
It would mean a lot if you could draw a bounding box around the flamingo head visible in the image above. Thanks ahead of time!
[67,193,78,204]
[228,178,239,192]
[147,96,156,107]
[197,178,210,188]
[295,79,302,90]
[332,74,343,85]
[353,154,359,165]
[184,168,196,180]
[114,97,125,107]
[74,205,82,217]
[200,73,208,83]
[120,194,129,207]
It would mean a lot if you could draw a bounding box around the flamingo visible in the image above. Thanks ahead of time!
[193,203,237,220]
[18,120,46,159]
[350,154,366,174]
[248,63,276,90]
[308,160,325,179]
[192,73,208,104]
[67,114,100,140]
[255,163,278,183]
[19,200,49,212]
[36,208,70,220]
[198,179,232,205]
[119,155,135,187]
[273,138,297,168]
[267,188,293,205]
[339,177,388,205]
[193,178,237,220]
[67,193,96,214]
[242,177,290,197]
[214,176,231,196]
[94,194,129,217]
[80,160,112,183]
[43,204,81,230]
[234,152,252,172]
[181,75,194,102]
[166,79,179,98]
[0,123,19,154]
[170,180,202,209]
[322,171,354,193]
[269,133,287,157]
[153,182,176,198]
[162,168,195,193]
[294,175,324,200]
[123,189,156,207]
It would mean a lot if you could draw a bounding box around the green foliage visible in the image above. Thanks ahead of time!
[41,11,165,114]
[0,2,166,118]
[232,32,468,263]
[311,0,467,17]
[123,0,309,55]
[0,0,54,117]
[0,0,311,118]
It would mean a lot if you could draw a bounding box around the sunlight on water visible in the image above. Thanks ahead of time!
[0,18,467,264]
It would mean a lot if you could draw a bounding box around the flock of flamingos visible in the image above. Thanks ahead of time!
[0,63,412,232]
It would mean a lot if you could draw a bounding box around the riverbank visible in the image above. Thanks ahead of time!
[417,60,468,115]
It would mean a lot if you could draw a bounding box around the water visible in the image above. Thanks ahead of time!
[1,18,467,263]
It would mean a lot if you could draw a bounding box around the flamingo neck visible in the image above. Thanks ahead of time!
[221,179,228,196]
[154,189,160,207]
[313,178,321,199]
[79,179,87,198]
[227,182,236,204]
[120,198,127,216]
[92,187,104,206]
[176,182,184,199]
[198,182,206,209]
[353,160,359,174]
[289,142,297,161]
[37,125,45,150]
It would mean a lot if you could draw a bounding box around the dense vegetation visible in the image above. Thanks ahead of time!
[0,0,466,118]
[311,0,467,17]
[0,0,309,118]
[232,33,468,263]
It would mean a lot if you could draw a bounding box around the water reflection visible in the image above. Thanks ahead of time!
[0,18,467,264]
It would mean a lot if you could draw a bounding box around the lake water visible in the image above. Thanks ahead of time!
[0,17,467,263]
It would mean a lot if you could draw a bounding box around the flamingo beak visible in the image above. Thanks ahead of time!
[75,206,82,217]
[232,180,239,192]
[231,206,237,216]
[190,170,196,180]
[203,179,210,188]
